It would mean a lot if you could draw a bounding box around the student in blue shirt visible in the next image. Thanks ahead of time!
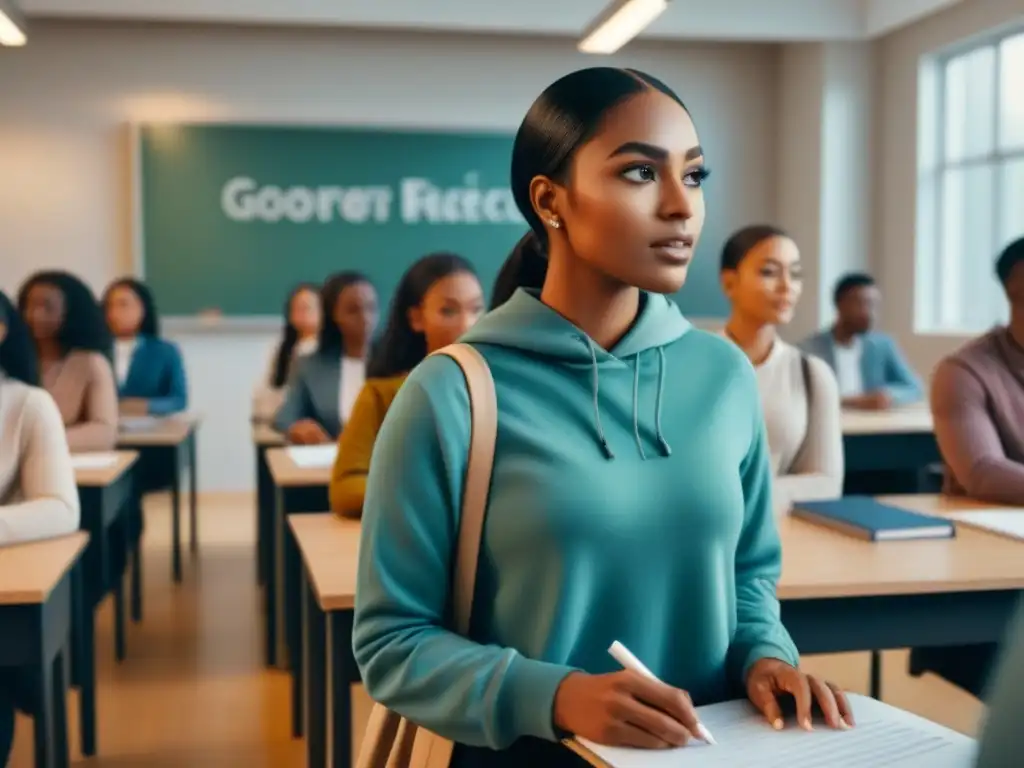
[103,278,188,416]
[353,67,851,767]
[799,273,922,409]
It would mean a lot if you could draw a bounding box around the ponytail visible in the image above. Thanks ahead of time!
[490,231,549,310]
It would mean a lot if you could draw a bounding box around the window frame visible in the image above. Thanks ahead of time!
[919,25,1024,334]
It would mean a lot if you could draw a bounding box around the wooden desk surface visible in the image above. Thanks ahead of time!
[252,424,286,447]
[841,403,933,436]
[288,514,360,611]
[266,447,333,488]
[73,450,139,487]
[0,531,89,605]
[117,414,200,447]
[779,494,1024,599]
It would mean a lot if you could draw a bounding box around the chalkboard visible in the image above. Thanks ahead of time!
[135,123,729,321]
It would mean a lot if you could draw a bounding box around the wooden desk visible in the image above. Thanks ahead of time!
[840,404,940,487]
[779,494,1024,697]
[117,414,201,584]
[0,532,94,764]
[265,447,332,675]
[253,424,286,587]
[289,514,360,768]
[74,451,138,661]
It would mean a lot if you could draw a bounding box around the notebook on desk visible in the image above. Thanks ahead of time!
[792,497,955,541]
[946,510,1024,542]
[285,444,337,469]
[566,695,975,767]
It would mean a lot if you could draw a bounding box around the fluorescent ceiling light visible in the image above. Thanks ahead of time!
[578,0,669,55]
[0,0,26,47]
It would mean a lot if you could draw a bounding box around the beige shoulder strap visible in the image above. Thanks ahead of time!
[431,343,497,636]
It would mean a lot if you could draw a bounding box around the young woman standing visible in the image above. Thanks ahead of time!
[353,68,851,766]
[720,225,843,514]
[329,253,483,517]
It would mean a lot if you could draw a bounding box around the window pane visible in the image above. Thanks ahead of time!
[944,46,996,162]
[999,33,1024,150]
[1001,157,1024,249]
[940,165,996,331]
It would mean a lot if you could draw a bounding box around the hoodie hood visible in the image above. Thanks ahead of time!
[462,288,692,460]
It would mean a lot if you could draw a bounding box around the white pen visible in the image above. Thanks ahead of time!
[608,640,717,746]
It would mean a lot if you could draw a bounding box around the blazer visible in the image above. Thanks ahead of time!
[41,350,119,452]
[273,352,358,439]
[0,377,80,546]
[119,335,188,416]
[329,374,407,518]
[798,329,924,405]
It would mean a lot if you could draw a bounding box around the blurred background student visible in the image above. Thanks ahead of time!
[103,277,188,416]
[720,225,843,515]
[0,289,81,768]
[274,272,378,444]
[252,282,321,424]
[18,270,118,452]
[329,253,483,517]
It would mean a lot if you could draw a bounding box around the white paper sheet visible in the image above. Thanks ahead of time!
[286,444,337,469]
[71,453,121,470]
[572,695,975,768]
[118,416,163,432]
[948,510,1024,542]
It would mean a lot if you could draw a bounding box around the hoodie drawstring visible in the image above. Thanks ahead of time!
[581,337,671,460]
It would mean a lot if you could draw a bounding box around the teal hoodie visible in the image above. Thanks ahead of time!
[353,288,799,763]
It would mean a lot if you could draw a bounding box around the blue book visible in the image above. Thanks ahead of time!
[793,497,956,541]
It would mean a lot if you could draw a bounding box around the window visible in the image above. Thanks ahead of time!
[916,28,1024,333]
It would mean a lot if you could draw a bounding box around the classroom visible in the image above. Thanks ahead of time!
[1,0,1023,765]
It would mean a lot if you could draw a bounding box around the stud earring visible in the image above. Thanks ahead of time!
[548,218,561,229]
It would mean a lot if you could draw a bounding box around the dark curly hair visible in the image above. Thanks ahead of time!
[17,270,113,361]
[368,253,477,378]
[102,277,161,337]
[0,289,40,385]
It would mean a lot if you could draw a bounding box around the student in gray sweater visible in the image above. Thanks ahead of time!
[911,237,1024,699]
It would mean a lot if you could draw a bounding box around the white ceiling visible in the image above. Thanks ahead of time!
[18,0,962,42]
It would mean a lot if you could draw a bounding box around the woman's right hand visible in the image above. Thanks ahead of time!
[288,419,331,445]
[553,670,701,749]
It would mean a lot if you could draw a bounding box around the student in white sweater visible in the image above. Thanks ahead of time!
[0,290,80,766]
[720,225,844,515]
[252,283,321,424]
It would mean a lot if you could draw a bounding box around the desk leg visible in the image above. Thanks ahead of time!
[53,649,70,768]
[870,651,882,699]
[330,611,355,768]
[171,449,183,583]
[287,523,303,737]
[265,487,283,669]
[130,472,144,623]
[188,434,199,556]
[113,515,128,663]
[32,652,56,768]
[72,564,97,756]
[306,573,327,767]
[256,446,272,587]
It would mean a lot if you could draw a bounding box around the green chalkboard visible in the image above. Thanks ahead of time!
[137,123,729,320]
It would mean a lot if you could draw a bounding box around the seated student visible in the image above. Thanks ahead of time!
[931,236,1024,505]
[329,253,483,517]
[720,225,843,515]
[800,273,923,410]
[274,272,378,444]
[975,599,1024,767]
[103,277,188,416]
[252,283,321,424]
[18,271,118,452]
[0,289,81,767]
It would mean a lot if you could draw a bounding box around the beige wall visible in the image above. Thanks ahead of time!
[874,0,1024,378]
[0,21,781,490]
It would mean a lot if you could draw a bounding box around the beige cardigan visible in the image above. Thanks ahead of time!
[0,377,81,546]
[41,350,118,452]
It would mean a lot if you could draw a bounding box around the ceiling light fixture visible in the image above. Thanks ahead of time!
[0,0,27,47]
[578,0,669,55]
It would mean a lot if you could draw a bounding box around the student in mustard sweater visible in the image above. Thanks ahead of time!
[329,253,483,517]
[353,67,851,767]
